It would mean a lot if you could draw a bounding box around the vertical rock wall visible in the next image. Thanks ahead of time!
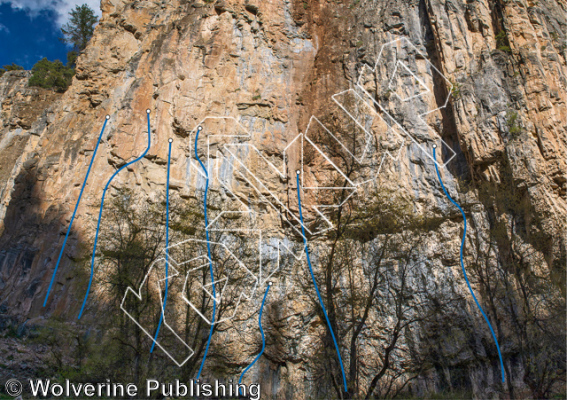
[0,0,564,398]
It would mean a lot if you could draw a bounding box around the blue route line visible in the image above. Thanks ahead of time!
[238,284,271,395]
[194,126,216,379]
[77,111,152,320]
[295,173,348,393]
[151,139,172,352]
[44,116,110,308]
[433,147,505,384]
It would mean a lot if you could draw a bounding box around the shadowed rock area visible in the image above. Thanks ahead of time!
[0,0,565,398]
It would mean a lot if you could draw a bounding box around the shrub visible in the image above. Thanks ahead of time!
[495,30,512,53]
[0,63,24,78]
[451,82,462,100]
[495,31,507,45]
[506,110,522,138]
[28,58,74,92]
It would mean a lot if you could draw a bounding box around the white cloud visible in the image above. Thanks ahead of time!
[2,0,101,27]
[0,22,9,33]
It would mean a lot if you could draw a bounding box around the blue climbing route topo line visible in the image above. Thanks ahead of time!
[295,172,348,393]
[150,138,173,352]
[238,283,271,395]
[78,110,152,320]
[44,115,110,308]
[194,125,217,379]
[432,146,505,384]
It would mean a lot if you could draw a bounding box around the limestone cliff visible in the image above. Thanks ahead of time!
[0,0,565,398]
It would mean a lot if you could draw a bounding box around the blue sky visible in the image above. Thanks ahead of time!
[0,1,101,69]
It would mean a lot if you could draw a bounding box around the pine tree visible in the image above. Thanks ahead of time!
[0,63,24,77]
[60,4,98,52]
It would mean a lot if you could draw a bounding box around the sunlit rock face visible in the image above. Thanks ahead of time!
[0,0,564,398]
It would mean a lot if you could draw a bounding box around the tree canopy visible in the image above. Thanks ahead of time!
[27,4,97,91]
[60,4,98,52]
[28,58,74,92]
[0,63,24,78]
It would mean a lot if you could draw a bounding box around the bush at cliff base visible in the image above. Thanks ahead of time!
[29,58,74,92]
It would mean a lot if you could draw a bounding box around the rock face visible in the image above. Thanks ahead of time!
[0,71,63,316]
[0,0,565,398]
[0,71,62,233]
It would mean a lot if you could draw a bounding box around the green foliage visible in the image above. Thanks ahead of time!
[2,323,19,338]
[345,187,425,242]
[506,109,522,138]
[61,4,98,52]
[496,30,512,53]
[28,58,74,92]
[0,63,24,78]
[67,50,78,68]
[495,30,507,44]
[2,63,24,71]
[348,0,361,9]
[451,81,462,100]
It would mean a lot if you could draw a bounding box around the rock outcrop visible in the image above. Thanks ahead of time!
[0,71,62,233]
[0,0,565,398]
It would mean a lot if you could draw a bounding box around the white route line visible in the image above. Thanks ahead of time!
[356,37,456,168]
[388,60,430,103]
[120,258,195,367]
[122,37,458,365]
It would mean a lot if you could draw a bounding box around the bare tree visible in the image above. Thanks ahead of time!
[466,181,566,399]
